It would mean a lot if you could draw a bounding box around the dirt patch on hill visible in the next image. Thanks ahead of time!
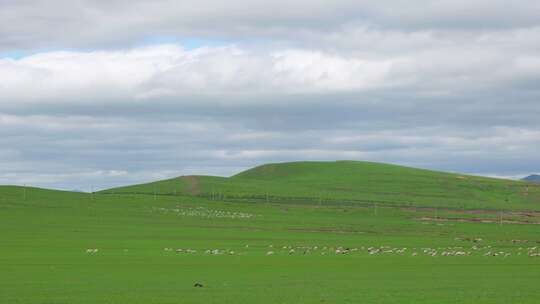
[181,176,201,196]
[416,216,540,225]
[402,207,540,218]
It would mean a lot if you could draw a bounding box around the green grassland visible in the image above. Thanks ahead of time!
[2,161,540,303]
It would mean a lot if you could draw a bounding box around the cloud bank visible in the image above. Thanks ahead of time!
[1,0,539,190]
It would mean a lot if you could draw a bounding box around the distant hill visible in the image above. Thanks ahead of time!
[523,174,540,183]
[101,160,540,210]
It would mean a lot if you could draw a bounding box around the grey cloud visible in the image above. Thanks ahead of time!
[2,0,540,51]
[1,107,539,190]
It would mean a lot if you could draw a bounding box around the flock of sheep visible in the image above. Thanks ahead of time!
[84,243,540,258]
[152,206,257,219]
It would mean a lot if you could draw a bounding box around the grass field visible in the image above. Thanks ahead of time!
[2,161,540,303]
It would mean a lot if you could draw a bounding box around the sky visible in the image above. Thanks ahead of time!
[1,0,539,191]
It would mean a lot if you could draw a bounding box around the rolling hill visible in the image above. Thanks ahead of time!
[102,161,540,210]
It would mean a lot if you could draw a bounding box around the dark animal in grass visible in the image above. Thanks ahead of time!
[194,283,204,288]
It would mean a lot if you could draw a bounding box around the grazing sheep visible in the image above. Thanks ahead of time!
[368,248,380,255]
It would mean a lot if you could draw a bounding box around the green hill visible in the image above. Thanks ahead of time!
[103,161,540,210]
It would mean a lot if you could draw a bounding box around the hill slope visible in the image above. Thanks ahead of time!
[103,161,540,210]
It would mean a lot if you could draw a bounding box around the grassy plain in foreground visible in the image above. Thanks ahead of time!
[2,161,540,303]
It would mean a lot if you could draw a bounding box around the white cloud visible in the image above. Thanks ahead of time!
[0,45,400,103]
[2,32,540,104]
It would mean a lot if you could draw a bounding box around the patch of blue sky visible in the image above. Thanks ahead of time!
[0,47,93,60]
[0,49,39,59]
[0,37,234,59]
